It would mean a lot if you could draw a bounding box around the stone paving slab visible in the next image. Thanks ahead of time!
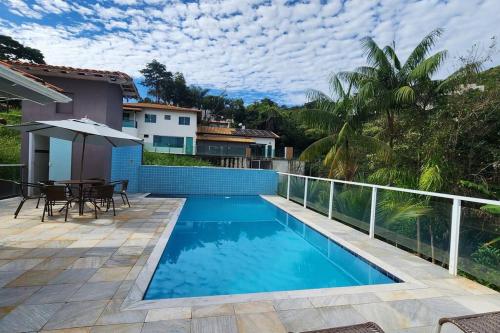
[0,194,498,332]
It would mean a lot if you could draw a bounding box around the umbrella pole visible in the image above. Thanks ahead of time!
[80,134,87,180]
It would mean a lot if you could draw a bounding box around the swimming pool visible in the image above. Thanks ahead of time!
[144,195,399,300]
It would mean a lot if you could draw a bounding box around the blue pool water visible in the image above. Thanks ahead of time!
[144,196,398,300]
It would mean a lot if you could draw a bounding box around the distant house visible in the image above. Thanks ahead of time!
[207,118,233,128]
[5,61,138,183]
[197,126,279,158]
[122,102,200,155]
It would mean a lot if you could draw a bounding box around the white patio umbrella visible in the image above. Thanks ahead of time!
[7,117,142,179]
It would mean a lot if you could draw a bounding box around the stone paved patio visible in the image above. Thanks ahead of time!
[0,194,498,333]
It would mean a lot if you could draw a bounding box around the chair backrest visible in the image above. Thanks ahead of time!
[89,178,106,187]
[44,186,67,201]
[94,184,115,199]
[121,180,129,192]
[18,181,44,199]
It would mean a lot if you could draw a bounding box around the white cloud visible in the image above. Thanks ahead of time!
[4,0,43,19]
[1,0,499,105]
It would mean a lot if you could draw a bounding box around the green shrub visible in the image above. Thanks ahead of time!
[0,109,22,164]
[143,151,212,167]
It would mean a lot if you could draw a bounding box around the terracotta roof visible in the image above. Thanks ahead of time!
[197,126,234,135]
[123,105,142,111]
[0,60,65,93]
[197,126,279,139]
[235,128,279,139]
[197,134,255,143]
[4,60,139,98]
[124,102,201,113]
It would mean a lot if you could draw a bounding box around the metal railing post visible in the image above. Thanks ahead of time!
[449,199,462,275]
[303,177,308,208]
[328,181,334,219]
[369,187,377,238]
[286,174,291,200]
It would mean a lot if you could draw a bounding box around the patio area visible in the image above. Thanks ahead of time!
[0,194,498,333]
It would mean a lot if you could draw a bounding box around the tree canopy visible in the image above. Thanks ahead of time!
[0,35,45,64]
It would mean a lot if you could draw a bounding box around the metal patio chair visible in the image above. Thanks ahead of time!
[111,179,130,207]
[42,185,74,222]
[299,322,385,333]
[36,180,55,208]
[437,311,500,333]
[87,184,116,218]
[7,180,46,218]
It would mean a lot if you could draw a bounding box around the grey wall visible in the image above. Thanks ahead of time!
[196,141,247,157]
[21,76,124,181]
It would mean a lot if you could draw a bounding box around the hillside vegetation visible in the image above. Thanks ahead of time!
[0,109,22,164]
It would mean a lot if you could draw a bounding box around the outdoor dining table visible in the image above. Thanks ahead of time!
[55,179,103,215]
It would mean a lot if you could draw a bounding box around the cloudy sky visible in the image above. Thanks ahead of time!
[0,0,498,105]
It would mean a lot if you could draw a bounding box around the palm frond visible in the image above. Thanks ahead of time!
[408,50,447,81]
[377,199,432,224]
[299,135,336,161]
[383,45,401,70]
[323,145,337,169]
[419,164,443,192]
[328,74,347,99]
[360,37,392,72]
[306,89,333,103]
[368,167,417,187]
[299,108,338,132]
[394,85,415,103]
[350,134,392,162]
[402,28,444,72]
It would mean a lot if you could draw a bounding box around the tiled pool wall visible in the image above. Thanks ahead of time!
[111,146,278,195]
[111,145,142,192]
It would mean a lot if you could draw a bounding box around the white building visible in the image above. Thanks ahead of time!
[122,103,200,155]
[196,126,278,158]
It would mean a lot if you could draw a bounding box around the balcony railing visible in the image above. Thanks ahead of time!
[122,119,136,128]
[143,143,185,154]
[0,164,25,199]
[277,172,500,288]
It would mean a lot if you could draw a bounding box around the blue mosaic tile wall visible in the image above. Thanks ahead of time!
[111,145,142,193]
[139,166,277,195]
[111,146,278,195]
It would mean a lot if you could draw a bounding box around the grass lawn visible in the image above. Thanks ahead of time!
[0,109,22,164]
[143,151,212,166]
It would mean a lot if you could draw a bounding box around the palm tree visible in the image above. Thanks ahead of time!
[299,76,390,180]
[339,28,447,147]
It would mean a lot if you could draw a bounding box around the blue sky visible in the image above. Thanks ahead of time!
[1,0,498,105]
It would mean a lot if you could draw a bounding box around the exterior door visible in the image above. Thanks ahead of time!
[185,137,194,155]
[49,138,72,180]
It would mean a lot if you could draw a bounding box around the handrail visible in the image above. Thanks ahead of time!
[278,171,500,277]
[0,164,26,167]
[277,172,500,206]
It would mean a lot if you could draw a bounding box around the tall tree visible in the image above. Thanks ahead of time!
[337,29,447,147]
[300,75,390,180]
[139,60,171,103]
[172,72,189,106]
[0,35,45,64]
[189,85,209,109]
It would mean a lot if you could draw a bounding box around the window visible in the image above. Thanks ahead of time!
[145,114,156,123]
[143,134,149,138]
[153,135,184,148]
[56,92,74,114]
[164,115,171,120]
[178,116,190,125]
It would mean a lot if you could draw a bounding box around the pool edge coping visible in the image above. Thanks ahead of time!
[122,195,426,311]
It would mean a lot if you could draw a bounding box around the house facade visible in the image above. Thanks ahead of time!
[196,126,278,158]
[6,61,138,183]
[122,103,200,155]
